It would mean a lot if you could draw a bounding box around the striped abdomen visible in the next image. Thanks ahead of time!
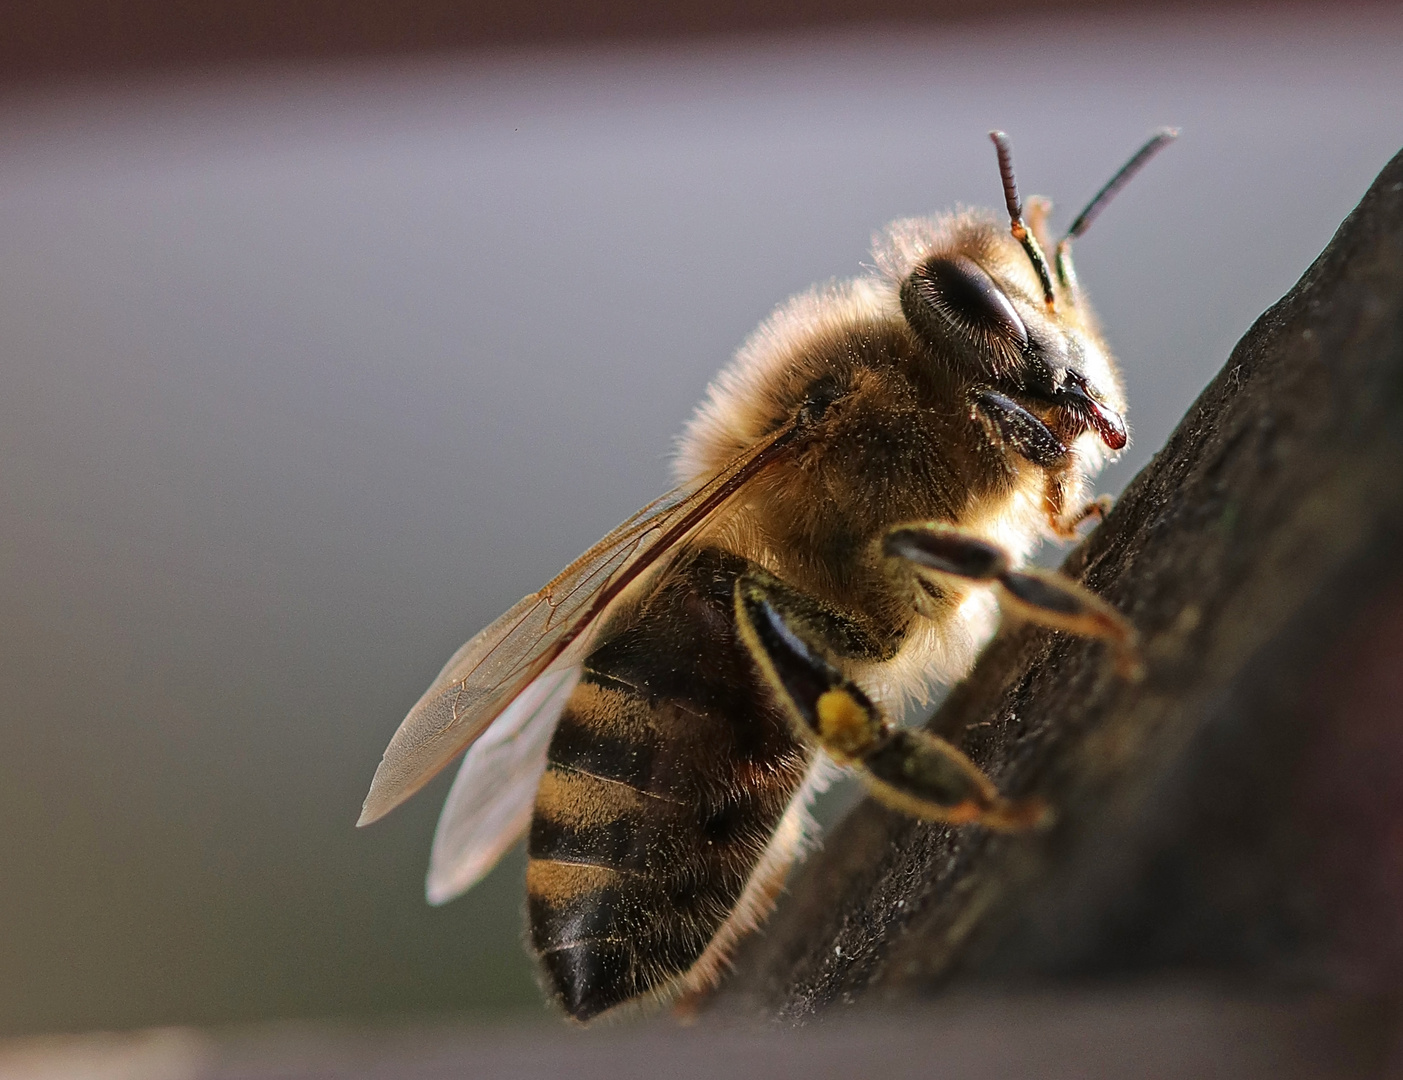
[526,546,812,1020]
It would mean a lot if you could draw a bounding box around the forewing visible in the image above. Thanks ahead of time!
[358,418,801,826]
[425,665,581,904]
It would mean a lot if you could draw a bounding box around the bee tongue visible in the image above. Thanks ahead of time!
[1057,380,1127,450]
[1086,400,1128,450]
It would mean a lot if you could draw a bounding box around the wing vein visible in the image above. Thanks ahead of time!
[359,415,806,826]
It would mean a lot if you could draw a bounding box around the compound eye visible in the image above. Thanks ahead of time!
[902,255,1029,348]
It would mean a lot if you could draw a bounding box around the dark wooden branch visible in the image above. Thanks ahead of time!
[715,148,1403,1021]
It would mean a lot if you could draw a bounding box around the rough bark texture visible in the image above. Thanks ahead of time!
[715,148,1403,1021]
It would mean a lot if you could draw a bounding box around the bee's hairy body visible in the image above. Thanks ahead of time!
[526,210,1122,1019]
[527,547,813,1019]
[361,131,1167,1029]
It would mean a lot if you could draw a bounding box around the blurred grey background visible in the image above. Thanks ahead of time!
[1,1,1401,1036]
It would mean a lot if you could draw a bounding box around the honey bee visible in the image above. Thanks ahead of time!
[359,130,1174,1021]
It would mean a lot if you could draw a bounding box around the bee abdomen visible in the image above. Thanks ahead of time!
[526,547,811,1021]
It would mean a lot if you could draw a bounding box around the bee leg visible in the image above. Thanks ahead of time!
[977,392,1116,537]
[971,389,1069,468]
[1062,492,1115,532]
[734,578,1048,830]
[884,522,1142,680]
[732,564,895,662]
[1048,483,1116,540]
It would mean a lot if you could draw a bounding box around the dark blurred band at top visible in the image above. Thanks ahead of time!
[0,0,1367,89]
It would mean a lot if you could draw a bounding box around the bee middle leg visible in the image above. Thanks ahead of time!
[884,522,1141,679]
[735,578,1048,829]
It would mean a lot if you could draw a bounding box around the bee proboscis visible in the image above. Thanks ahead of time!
[360,129,1174,1021]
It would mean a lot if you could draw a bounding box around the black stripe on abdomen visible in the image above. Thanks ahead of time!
[525,547,812,1020]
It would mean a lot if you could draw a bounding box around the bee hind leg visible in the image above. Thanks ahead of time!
[734,578,1048,830]
[884,522,1142,680]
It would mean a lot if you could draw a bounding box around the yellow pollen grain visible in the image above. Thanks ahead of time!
[815,688,873,757]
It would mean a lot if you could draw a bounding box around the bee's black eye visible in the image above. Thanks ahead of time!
[901,255,1028,348]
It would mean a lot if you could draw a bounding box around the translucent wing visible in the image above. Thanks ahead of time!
[358,418,804,826]
[425,665,581,904]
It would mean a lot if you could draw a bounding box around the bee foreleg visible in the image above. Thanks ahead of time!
[734,578,1047,830]
[1048,487,1116,540]
[884,522,1142,679]
[971,389,1068,468]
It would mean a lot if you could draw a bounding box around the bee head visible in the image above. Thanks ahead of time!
[899,229,1127,451]
[892,130,1176,454]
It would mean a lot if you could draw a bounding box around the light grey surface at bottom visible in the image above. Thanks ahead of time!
[0,991,1385,1080]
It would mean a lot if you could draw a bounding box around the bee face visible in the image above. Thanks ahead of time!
[891,214,1128,453]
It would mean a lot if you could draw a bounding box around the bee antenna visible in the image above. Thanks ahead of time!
[1056,128,1179,294]
[989,130,1056,311]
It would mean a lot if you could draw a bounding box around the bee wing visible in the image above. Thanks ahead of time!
[358,418,802,827]
[425,665,582,904]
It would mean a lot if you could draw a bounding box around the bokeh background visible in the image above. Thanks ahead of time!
[1,0,1401,1037]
